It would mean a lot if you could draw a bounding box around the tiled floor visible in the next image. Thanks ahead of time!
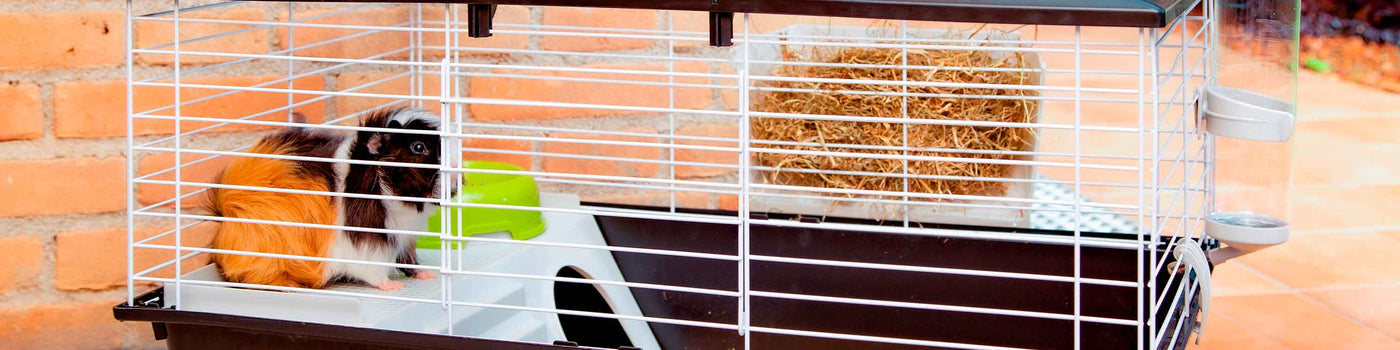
[1191,70,1400,349]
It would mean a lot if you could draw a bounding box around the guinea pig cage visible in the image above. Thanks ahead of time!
[113,0,1299,349]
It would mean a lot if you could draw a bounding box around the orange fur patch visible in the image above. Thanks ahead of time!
[210,138,337,289]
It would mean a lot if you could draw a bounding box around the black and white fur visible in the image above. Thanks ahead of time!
[325,107,452,290]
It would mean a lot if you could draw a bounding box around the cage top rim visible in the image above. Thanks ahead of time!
[232,0,1188,28]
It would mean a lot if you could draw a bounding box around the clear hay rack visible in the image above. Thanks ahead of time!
[113,0,1299,349]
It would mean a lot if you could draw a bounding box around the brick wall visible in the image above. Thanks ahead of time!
[0,2,867,348]
[1,0,162,347]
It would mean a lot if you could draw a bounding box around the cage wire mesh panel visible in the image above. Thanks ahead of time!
[123,1,1221,349]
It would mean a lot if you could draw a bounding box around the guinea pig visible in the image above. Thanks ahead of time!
[208,106,454,291]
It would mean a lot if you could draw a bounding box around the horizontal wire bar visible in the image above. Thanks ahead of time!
[750,74,1136,95]
[744,30,1137,47]
[135,243,436,271]
[133,211,434,238]
[535,178,736,196]
[137,57,410,125]
[752,218,1143,249]
[137,276,441,305]
[419,45,729,63]
[131,251,201,279]
[440,232,740,262]
[748,110,1137,133]
[444,97,738,116]
[441,269,741,298]
[138,4,379,51]
[132,220,205,246]
[133,146,443,170]
[134,178,436,204]
[743,38,1135,56]
[458,122,734,143]
[450,166,739,189]
[751,147,1135,171]
[750,255,1137,287]
[749,85,1139,104]
[748,326,1024,350]
[443,70,737,91]
[751,290,1138,326]
[439,201,741,225]
[138,17,409,84]
[747,191,1127,216]
[490,28,713,42]
[448,299,740,332]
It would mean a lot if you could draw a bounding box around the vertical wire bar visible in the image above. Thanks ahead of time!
[1205,0,1218,219]
[448,4,462,334]
[453,4,465,283]
[408,3,420,108]
[1136,27,1148,350]
[667,11,677,213]
[1149,25,1162,348]
[125,0,136,306]
[172,0,184,309]
[738,12,752,347]
[287,2,295,122]
[1178,14,1192,244]
[439,5,454,331]
[900,20,910,228]
[1072,26,1083,350]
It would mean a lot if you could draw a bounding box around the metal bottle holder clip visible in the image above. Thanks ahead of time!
[1201,85,1295,142]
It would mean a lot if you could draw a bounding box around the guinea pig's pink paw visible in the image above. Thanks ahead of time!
[377,280,406,291]
[414,271,438,280]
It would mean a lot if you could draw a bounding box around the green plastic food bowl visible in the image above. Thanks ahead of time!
[418,161,546,249]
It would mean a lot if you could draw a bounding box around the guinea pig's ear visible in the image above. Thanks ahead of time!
[387,119,403,129]
[366,133,384,155]
[291,112,308,124]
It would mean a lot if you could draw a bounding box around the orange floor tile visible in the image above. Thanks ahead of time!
[1188,71,1400,349]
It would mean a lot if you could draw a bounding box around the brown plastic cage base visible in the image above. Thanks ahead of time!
[114,205,1203,350]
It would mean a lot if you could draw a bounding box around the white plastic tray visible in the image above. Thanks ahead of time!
[171,193,660,349]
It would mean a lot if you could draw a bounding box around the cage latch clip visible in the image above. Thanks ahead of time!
[467,4,497,38]
[709,12,734,47]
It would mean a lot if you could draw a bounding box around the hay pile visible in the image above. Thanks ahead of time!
[752,34,1039,199]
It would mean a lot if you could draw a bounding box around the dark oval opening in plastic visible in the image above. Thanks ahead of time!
[554,266,633,349]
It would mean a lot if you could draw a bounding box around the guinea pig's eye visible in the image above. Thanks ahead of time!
[410,141,428,155]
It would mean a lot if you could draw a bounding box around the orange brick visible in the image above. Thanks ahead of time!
[0,11,123,71]
[469,61,712,120]
[674,124,739,178]
[0,300,129,349]
[0,236,43,295]
[278,7,411,59]
[136,7,270,65]
[0,83,43,141]
[334,71,441,120]
[55,222,218,291]
[136,152,235,208]
[541,7,657,52]
[717,65,740,110]
[584,192,708,209]
[420,5,530,56]
[0,157,125,217]
[463,138,532,170]
[718,194,740,211]
[543,129,662,178]
[54,75,325,138]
